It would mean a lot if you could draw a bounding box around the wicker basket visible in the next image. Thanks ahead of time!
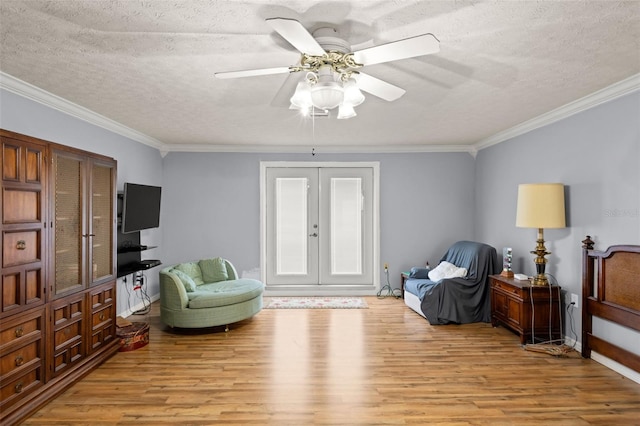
[116,322,149,352]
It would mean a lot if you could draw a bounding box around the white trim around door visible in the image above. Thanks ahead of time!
[260,161,380,296]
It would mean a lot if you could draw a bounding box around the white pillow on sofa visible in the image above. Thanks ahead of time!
[428,261,468,282]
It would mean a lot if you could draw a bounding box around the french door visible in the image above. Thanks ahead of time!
[262,163,378,292]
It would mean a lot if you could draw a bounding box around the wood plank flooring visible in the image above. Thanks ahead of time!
[22,297,640,425]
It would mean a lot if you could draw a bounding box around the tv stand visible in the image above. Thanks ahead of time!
[116,197,161,277]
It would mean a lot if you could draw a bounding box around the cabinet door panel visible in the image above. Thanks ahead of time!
[88,282,116,353]
[2,143,20,181]
[3,189,40,223]
[89,161,115,285]
[51,294,85,376]
[507,298,522,326]
[52,153,85,296]
[1,135,46,318]
[1,268,43,314]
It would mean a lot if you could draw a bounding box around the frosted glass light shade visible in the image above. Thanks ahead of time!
[290,82,312,109]
[337,103,356,119]
[343,78,365,107]
[516,183,566,228]
[310,82,344,110]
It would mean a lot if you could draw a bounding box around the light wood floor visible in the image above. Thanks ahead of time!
[23,297,640,425]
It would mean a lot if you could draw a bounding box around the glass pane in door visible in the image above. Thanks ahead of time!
[91,163,113,282]
[330,177,362,275]
[54,155,83,294]
[275,177,308,275]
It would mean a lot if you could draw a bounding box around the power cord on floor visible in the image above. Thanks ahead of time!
[132,271,151,315]
[524,273,575,357]
[377,265,402,299]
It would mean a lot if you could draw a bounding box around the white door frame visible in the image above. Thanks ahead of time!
[260,161,380,296]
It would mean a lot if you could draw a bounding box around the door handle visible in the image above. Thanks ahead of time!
[309,233,318,237]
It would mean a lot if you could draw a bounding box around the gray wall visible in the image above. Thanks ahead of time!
[3,85,638,365]
[0,89,164,316]
[475,91,640,355]
[161,151,476,286]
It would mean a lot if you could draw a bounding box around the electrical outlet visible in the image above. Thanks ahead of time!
[570,293,579,308]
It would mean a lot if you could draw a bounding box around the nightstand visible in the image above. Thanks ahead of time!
[489,274,562,344]
[400,271,410,298]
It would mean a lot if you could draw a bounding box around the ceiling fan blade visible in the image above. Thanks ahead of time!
[270,73,303,107]
[354,73,406,102]
[352,33,440,66]
[266,18,326,56]
[214,66,291,79]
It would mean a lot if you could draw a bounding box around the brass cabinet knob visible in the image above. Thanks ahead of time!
[15,381,23,393]
[15,355,24,366]
[15,327,24,338]
[16,240,26,250]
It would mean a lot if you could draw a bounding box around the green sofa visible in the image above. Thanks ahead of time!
[159,258,264,330]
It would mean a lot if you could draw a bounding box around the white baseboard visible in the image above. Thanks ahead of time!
[120,293,159,318]
[562,336,640,384]
[590,352,640,385]
[263,288,378,297]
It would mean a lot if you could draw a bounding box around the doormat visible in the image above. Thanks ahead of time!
[264,297,368,309]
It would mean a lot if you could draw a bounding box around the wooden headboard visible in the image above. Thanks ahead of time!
[582,236,640,372]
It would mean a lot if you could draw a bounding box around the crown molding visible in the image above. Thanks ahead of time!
[0,72,165,149]
[3,70,637,155]
[159,143,473,155]
[474,73,640,151]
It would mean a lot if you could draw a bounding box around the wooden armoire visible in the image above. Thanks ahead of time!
[1,129,119,424]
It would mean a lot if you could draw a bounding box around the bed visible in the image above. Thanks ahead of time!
[404,240,500,324]
[581,236,640,372]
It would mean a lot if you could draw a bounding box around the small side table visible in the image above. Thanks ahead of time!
[490,274,562,344]
[400,272,410,298]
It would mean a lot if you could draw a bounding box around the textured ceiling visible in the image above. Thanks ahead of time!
[0,1,639,152]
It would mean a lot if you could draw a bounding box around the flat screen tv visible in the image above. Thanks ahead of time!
[121,183,162,233]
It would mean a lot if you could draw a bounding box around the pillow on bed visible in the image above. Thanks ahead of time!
[409,267,431,279]
[428,261,468,282]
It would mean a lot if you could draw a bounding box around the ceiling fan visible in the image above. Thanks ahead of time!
[214,18,439,119]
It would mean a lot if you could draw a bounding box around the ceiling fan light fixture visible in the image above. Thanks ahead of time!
[343,78,365,107]
[337,103,357,120]
[290,81,313,109]
[310,81,344,110]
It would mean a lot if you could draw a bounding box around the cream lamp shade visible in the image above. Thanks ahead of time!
[515,183,566,286]
[516,183,566,229]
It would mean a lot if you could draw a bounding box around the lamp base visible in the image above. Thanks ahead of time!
[532,274,549,286]
[530,228,550,286]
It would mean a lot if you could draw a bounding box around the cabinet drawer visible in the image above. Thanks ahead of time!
[2,230,40,268]
[0,308,44,353]
[92,304,113,329]
[0,365,43,410]
[491,279,523,298]
[54,319,83,350]
[0,340,41,376]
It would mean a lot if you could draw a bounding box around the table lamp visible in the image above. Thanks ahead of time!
[515,183,566,286]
